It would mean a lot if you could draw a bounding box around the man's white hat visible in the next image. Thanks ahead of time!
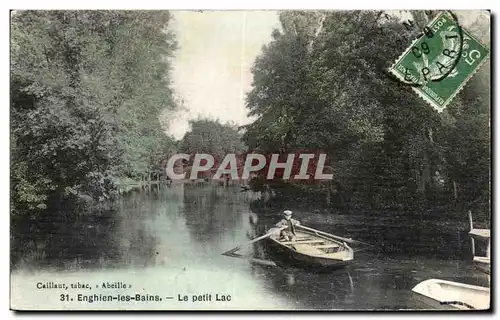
[283,210,292,216]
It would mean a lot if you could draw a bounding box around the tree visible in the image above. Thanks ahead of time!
[243,10,490,212]
[180,118,247,157]
[11,10,179,216]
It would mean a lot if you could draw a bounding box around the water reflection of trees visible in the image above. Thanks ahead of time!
[10,186,182,271]
[11,201,121,271]
[116,186,185,268]
[251,265,356,309]
[182,186,246,243]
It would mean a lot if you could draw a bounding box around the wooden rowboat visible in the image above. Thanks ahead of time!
[412,279,490,310]
[264,226,354,269]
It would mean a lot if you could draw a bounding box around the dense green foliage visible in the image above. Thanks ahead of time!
[177,118,247,180]
[243,11,490,216]
[10,9,490,223]
[180,118,246,157]
[11,11,179,216]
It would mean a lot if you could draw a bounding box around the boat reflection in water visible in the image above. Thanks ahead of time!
[249,261,356,309]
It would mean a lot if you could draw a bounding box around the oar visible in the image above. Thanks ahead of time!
[221,226,286,257]
[296,224,373,247]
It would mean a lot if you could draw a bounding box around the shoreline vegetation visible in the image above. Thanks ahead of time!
[241,11,490,222]
[11,11,180,220]
[11,10,490,236]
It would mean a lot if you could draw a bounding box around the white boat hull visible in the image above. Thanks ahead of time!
[412,279,490,310]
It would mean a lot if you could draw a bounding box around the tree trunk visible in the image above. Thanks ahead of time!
[421,153,430,194]
[453,180,458,201]
[148,171,151,191]
[326,186,331,207]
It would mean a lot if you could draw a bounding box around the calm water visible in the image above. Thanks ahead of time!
[11,185,489,310]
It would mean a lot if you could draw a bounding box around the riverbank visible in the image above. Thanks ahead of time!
[117,177,250,194]
[246,180,491,226]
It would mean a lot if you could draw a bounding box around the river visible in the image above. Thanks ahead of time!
[10,185,489,310]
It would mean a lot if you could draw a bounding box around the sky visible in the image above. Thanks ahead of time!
[168,11,281,140]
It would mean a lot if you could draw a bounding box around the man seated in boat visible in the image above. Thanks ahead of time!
[275,210,300,241]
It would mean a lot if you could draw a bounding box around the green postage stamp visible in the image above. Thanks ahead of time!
[389,11,490,112]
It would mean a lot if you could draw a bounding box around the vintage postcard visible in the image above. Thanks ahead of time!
[10,9,491,311]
